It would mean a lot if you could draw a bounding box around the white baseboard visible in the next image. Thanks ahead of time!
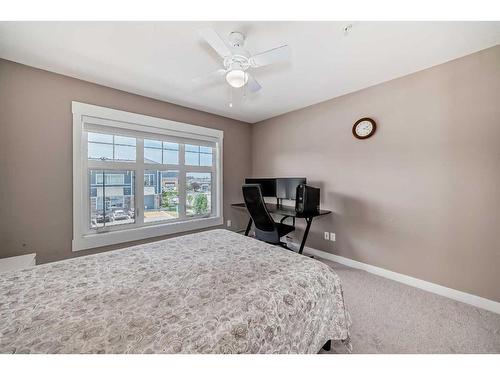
[304,247,500,315]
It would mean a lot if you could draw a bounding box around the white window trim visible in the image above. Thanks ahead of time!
[72,101,223,251]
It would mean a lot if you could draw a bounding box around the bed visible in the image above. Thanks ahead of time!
[0,229,350,354]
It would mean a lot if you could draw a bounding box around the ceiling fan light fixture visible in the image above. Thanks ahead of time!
[196,28,291,94]
[225,69,248,88]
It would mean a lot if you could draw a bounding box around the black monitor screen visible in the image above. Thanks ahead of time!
[245,178,277,197]
[276,178,307,200]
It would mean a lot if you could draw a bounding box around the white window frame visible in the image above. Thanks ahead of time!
[72,102,223,251]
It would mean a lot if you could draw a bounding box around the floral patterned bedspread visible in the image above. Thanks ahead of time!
[0,229,350,354]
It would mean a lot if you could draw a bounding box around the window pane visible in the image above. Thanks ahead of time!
[144,139,162,148]
[200,152,213,166]
[114,135,136,146]
[185,152,199,166]
[186,172,211,216]
[87,132,136,162]
[88,142,113,160]
[163,149,179,164]
[144,173,154,187]
[91,177,105,229]
[95,173,102,185]
[106,174,125,185]
[144,147,162,164]
[164,142,179,150]
[144,170,179,223]
[115,145,136,161]
[89,170,135,229]
[96,173,124,185]
[88,132,113,143]
[185,144,212,166]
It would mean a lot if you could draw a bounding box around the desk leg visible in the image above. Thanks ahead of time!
[244,218,253,236]
[298,217,313,254]
[322,340,332,351]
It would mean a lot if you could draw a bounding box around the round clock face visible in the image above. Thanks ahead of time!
[353,118,376,139]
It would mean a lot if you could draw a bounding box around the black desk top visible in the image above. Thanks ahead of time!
[231,202,331,218]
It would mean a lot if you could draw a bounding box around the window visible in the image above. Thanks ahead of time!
[88,132,136,161]
[72,102,223,251]
[144,140,179,164]
[144,170,179,223]
[90,170,135,229]
[185,145,213,166]
[186,172,211,216]
[95,173,125,185]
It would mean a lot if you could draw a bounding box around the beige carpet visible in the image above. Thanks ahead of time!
[316,259,500,354]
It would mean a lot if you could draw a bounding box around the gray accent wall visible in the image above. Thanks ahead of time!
[251,45,500,302]
[0,59,252,263]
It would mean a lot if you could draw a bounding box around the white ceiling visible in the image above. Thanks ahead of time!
[0,21,499,123]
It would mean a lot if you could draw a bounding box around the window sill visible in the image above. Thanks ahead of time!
[72,216,223,251]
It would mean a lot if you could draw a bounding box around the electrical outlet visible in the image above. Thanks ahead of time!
[324,232,330,240]
[330,233,336,242]
[226,220,231,227]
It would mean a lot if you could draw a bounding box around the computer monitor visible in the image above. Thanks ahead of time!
[276,178,307,200]
[244,178,277,197]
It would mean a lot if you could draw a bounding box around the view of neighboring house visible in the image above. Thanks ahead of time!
[89,169,211,227]
[89,170,135,228]
[144,170,179,210]
[143,170,180,223]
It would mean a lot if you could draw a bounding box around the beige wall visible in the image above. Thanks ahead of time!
[0,59,252,264]
[1,45,499,302]
[252,45,500,302]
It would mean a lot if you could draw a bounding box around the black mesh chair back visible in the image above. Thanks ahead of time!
[242,184,295,245]
[242,184,276,232]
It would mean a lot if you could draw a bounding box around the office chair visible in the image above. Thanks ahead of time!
[242,184,295,247]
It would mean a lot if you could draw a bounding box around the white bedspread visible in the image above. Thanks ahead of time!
[0,229,350,353]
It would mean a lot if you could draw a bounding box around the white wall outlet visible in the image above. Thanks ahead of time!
[226,220,231,227]
[330,233,336,242]
[324,232,330,240]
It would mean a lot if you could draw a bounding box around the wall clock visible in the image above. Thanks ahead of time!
[352,118,376,139]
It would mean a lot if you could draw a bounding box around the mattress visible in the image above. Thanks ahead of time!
[0,229,350,353]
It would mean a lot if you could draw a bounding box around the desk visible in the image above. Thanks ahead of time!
[231,203,331,255]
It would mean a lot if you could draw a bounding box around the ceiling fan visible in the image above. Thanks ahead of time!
[193,28,291,93]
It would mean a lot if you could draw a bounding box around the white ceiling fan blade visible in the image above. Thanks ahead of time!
[192,69,226,84]
[246,74,261,93]
[198,28,232,58]
[249,45,291,67]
